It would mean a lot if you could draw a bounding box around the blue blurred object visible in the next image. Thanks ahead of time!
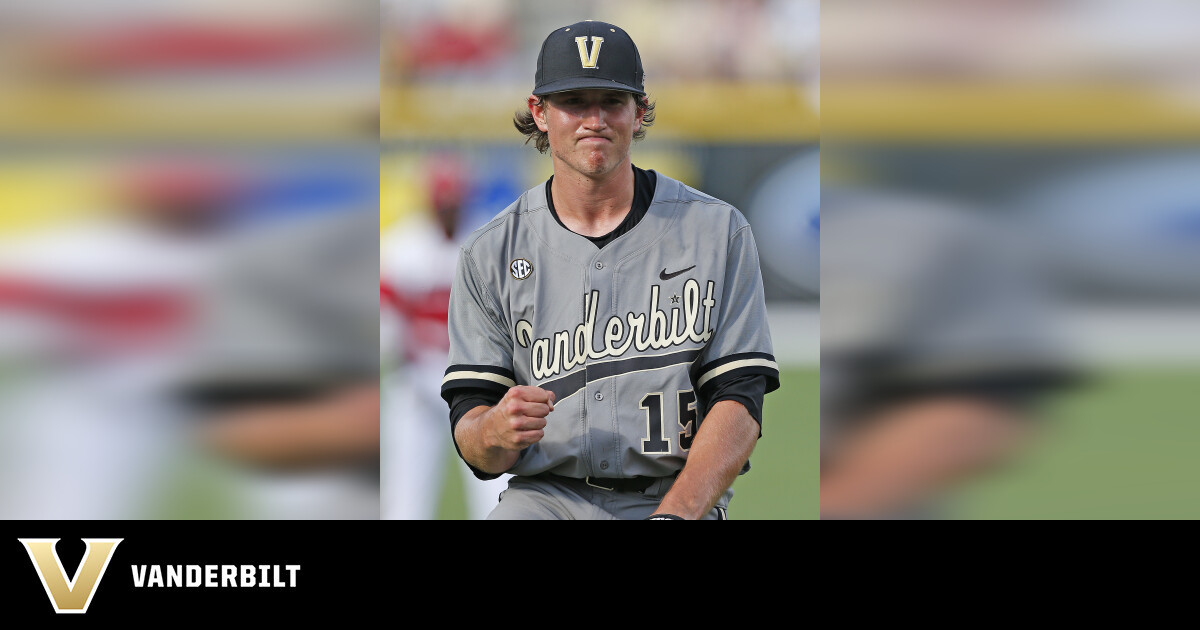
[1014,152,1200,300]
[232,153,378,227]
[744,149,820,300]
[461,156,524,234]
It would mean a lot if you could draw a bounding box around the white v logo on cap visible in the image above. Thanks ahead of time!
[575,36,604,69]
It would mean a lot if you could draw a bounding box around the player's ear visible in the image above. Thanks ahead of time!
[528,95,549,132]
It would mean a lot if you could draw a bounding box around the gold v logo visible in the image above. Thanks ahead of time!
[575,36,604,69]
[19,538,123,614]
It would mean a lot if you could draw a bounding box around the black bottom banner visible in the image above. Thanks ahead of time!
[2,521,424,620]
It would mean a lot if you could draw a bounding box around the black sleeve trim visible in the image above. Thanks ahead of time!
[693,352,780,396]
[442,364,516,379]
[440,363,517,405]
[695,351,777,374]
[706,374,769,427]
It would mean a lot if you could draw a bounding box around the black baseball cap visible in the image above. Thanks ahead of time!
[532,20,645,97]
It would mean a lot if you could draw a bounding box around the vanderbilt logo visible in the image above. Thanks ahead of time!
[515,279,717,380]
[19,538,122,614]
[575,36,604,69]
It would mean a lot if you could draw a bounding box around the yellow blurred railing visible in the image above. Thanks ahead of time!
[381,81,820,143]
[11,80,1200,143]
[0,85,374,142]
[823,81,1200,142]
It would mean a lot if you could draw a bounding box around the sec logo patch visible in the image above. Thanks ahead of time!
[510,258,533,280]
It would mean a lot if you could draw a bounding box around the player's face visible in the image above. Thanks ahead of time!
[532,89,642,179]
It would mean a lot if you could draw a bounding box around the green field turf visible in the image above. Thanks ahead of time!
[436,366,820,520]
[156,364,1197,520]
[437,365,1200,520]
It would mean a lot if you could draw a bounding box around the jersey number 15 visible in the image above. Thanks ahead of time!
[640,391,698,454]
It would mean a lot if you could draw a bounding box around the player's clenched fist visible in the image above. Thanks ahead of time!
[484,386,556,451]
[454,385,556,475]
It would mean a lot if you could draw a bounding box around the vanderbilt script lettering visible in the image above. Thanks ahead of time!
[515,279,716,380]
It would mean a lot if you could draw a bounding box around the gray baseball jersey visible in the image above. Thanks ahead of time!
[441,172,780,479]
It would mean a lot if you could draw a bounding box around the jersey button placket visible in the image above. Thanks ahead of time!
[587,256,612,477]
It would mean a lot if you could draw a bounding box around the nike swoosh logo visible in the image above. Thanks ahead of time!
[659,265,696,280]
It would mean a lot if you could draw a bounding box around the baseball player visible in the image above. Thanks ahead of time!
[440,20,780,520]
[380,155,511,520]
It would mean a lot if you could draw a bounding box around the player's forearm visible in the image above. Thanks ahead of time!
[454,404,522,475]
[654,400,760,520]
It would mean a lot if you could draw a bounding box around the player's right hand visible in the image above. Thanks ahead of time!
[486,385,556,451]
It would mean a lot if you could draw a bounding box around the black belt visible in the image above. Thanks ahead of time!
[544,473,658,493]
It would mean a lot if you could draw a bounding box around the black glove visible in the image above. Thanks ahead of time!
[645,513,684,520]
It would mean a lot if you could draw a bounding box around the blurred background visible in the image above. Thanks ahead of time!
[380,0,820,519]
[0,0,819,521]
[0,1,379,519]
[22,1,1198,521]
[822,0,1200,519]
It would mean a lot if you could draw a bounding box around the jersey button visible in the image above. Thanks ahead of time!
[594,392,603,401]
[595,262,604,270]
[600,460,609,470]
